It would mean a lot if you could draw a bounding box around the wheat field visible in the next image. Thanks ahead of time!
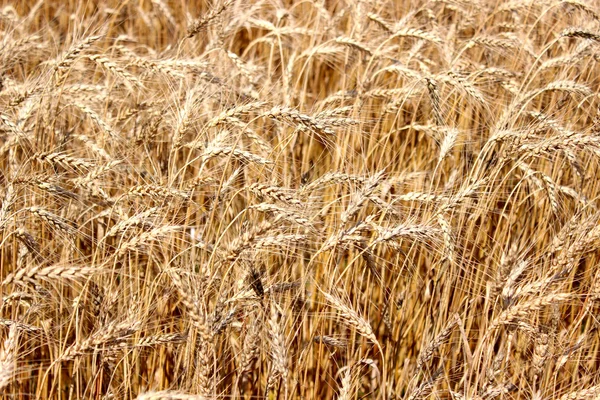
[0,0,600,399]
